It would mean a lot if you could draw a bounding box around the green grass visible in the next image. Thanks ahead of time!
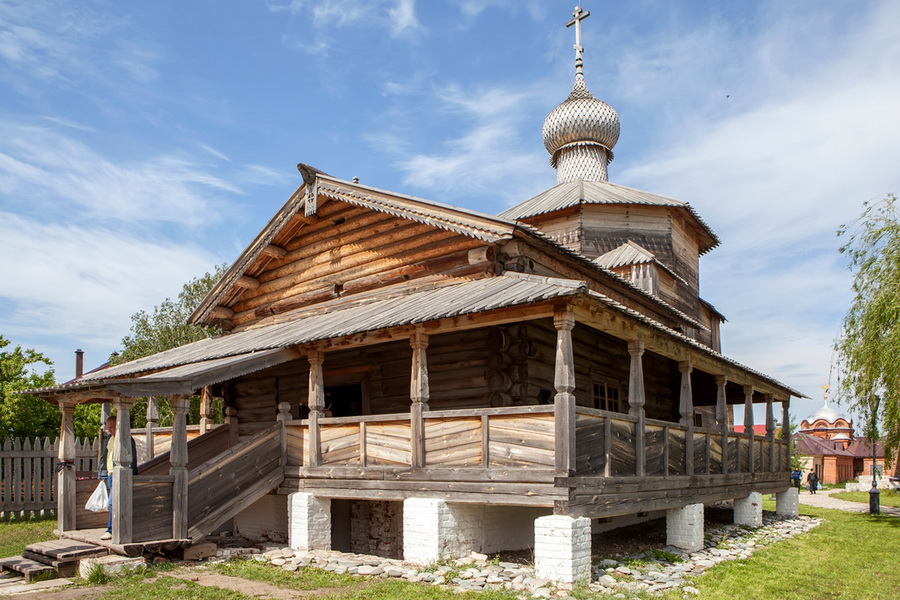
[0,515,57,557]
[318,579,520,599]
[832,489,900,507]
[657,505,900,600]
[97,575,247,600]
[212,558,357,590]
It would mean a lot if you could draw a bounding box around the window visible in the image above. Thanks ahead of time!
[592,381,622,413]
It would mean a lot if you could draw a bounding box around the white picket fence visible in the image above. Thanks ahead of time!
[0,437,100,518]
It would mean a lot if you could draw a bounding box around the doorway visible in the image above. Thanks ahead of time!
[324,384,364,417]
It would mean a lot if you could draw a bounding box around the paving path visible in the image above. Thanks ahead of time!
[798,488,900,516]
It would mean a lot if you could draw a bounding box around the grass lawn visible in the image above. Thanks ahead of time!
[832,489,900,507]
[659,504,900,600]
[213,558,358,590]
[0,516,57,558]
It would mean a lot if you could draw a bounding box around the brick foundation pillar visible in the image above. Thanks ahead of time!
[288,492,331,551]
[666,503,704,552]
[403,498,456,564]
[533,515,591,584]
[734,492,763,527]
[776,487,799,518]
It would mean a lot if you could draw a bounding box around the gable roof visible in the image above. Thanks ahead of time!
[498,179,720,254]
[593,241,688,285]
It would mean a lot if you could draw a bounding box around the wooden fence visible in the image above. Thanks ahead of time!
[0,437,99,518]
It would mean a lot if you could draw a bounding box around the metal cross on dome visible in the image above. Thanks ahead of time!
[566,5,591,73]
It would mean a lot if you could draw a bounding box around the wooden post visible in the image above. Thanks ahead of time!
[553,308,577,475]
[743,385,754,473]
[679,361,694,475]
[628,340,646,476]
[112,396,134,545]
[765,394,776,472]
[170,395,189,540]
[224,406,239,447]
[410,328,430,469]
[199,387,213,434]
[146,396,158,460]
[715,375,728,474]
[56,399,77,532]
[782,397,791,470]
[100,402,112,432]
[308,350,325,467]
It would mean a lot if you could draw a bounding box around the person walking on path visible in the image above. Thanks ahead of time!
[97,415,137,540]
[806,470,819,494]
[791,468,802,488]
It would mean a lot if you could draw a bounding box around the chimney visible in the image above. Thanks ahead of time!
[75,349,84,379]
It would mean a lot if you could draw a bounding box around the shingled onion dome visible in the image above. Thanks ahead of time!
[543,7,620,184]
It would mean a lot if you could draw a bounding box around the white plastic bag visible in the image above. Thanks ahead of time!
[85,481,109,512]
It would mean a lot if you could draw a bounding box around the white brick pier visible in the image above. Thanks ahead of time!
[775,487,799,518]
[533,515,591,584]
[666,503,704,552]
[288,492,331,551]
[733,492,763,527]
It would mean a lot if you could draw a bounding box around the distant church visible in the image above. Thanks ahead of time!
[794,387,897,485]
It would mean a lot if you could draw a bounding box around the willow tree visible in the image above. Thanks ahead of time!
[835,194,900,459]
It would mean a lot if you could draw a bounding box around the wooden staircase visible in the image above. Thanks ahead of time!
[0,539,108,582]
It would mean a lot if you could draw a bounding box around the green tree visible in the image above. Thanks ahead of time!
[114,265,227,428]
[0,336,57,441]
[835,193,900,460]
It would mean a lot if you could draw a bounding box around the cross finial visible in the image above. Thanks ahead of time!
[822,382,830,402]
[566,6,591,74]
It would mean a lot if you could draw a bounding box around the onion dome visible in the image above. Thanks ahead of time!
[542,6,619,184]
[805,403,848,424]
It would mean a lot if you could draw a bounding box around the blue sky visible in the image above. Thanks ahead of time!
[2,0,899,424]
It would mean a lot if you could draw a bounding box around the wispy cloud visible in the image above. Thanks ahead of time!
[0,212,220,354]
[0,122,241,229]
[270,0,422,54]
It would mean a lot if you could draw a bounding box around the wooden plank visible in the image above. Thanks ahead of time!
[284,465,557,483]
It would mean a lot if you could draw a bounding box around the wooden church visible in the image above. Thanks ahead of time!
[24,7,801,583]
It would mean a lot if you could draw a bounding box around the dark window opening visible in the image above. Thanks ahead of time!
[324,384,364,417]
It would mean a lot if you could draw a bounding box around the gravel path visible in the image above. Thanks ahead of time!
[798,488,900,516]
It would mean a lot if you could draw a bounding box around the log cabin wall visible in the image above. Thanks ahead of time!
[225,200,489,330]
[226,328,496,435]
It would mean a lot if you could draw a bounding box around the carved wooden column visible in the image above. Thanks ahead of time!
[782,397,791,470]
[743,385,754,473]
[715,375,728,474]
[307,350,325,467]
[146,397,158,460]
[56,399,77,532]
[679,361,694,475]
[765,394,776,472]
[112,396,134,544]
[628,340,646,477]
[170,395,189,539]
[199,387,213,434]
[100,402,112,432]
[554,308,577,475]
[410,329,430,469]
[277,401,292,456]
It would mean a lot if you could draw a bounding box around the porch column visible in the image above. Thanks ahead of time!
[410,328,430,469]
[743,385,754,473]
[199,387,213,434]
[782,397,791,470]
[56,399,77,532]
[679,361,694,475]
[553,307,576,475]
[765,394,776,471]
[307,350,324,467]
[715,375,728,474]
[146,397,158,460]
[628,340,646,477]
[112,396,134,544]
[170,395,189,540]
[100,402,112,432]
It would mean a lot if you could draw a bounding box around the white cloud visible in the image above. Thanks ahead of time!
[0,212,220,358]
[0,122,241,229]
